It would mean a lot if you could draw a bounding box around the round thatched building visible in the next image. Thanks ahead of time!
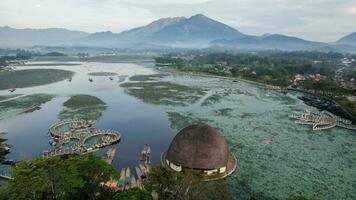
[162,124,236,180]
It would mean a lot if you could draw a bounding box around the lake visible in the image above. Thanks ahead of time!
[0,61,355,199]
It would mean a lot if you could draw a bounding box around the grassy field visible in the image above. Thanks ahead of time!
[59,95,107,121]
[0,94,54,120]
[0,69,74,90]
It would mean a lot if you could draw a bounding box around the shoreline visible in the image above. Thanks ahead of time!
[157,66,356,122]
[157,66,283,91]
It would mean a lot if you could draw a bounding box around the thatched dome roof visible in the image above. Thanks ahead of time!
[166,124,230,170]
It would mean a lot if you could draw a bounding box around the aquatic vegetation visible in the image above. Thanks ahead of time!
[88,72,118,76]
[0,69,74,90]
[59,95,107,121]
[32,55,154,63]
[1,62,355,199]
[201,94,223,106]
[129,74,168,82]
[0,94,22,101]
[214,108,233,117]
[117,75,128,83]
[0,94,54,119]
[166,112,212,130]
[121,81,206,106]
[23,63,81,66]
[160,74,356,200]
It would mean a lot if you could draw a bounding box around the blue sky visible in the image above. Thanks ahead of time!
[0,0,355,42]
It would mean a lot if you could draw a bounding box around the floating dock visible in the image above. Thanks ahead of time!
[289,110,356,131]
[44,120,120,157]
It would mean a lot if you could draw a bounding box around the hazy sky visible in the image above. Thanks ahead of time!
[0,0,355,42]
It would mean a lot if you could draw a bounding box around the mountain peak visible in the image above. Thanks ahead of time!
[147,16,186,28]
[191,14,208,18]
[337,32,356,45]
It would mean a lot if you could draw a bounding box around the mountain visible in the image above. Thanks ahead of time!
[337,32,356,46]
[1,15,355,52]
[135,14,246,45]
[0,26,90,47]
[78,31,120,47]
[79,14,246,48]
[212,34,326,51]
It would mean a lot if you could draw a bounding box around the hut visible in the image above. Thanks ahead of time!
[162,124,236,180]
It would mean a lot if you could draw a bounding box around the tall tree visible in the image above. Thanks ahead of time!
[0,154,118,200]
[146,166,230,200]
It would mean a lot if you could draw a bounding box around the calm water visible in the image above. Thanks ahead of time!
[0,62,355,199]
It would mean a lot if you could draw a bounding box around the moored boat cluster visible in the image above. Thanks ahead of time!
[103,144,151,191]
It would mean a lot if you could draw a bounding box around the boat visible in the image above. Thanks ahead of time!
[2,159,16,165]
[135,166,145,180]
[130,176,137,188]
[120,168,126,179]
[124,168,131,190]
[136,179,144,190]
[4,145,11,154]
[103,148,116,164]
[117,168,126,191]
[0,165,13,180]
[68,78,72,82]
[43,150,50,156]
[8,88,16,92]
[139,163,147,176]
[49,140,57,146]
[140,144,151,164]
[89,78,93,82]
[144,163,151,173]
[109,77,113,80]
[125,167,131,179]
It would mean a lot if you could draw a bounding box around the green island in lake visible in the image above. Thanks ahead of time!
[0,69,74,90]
[59,95,107,121]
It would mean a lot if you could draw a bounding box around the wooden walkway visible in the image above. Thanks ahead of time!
[44,120,120,157]
[290,110,356,131]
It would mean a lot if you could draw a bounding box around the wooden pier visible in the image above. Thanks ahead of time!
[289,110,356,131]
